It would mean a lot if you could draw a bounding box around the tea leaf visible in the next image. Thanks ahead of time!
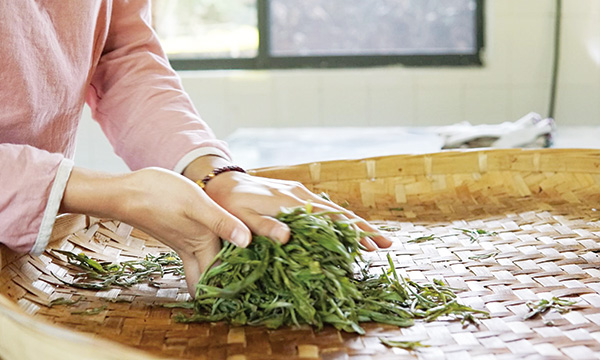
[469,252,499,260]
[379,337,429,350]
[454,228,498,243]
[408,235,440,243]
[524,297,578,320]
[48,297,81,308]
[378,225,401,232]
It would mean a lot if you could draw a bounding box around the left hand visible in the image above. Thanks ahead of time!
[183,156,392,250]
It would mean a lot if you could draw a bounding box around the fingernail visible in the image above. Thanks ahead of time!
[231,228,249,248]
[270,226,289,243]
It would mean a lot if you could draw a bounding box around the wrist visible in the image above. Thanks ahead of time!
[182,156,249,195]
[195,165,246,189]
[182,155,233,182]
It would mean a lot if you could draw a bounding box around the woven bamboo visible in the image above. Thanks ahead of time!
[2,148,600,360]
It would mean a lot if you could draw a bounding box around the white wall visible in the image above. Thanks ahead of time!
[75,0,600,172]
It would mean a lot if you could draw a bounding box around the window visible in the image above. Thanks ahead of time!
[152,0,484,70]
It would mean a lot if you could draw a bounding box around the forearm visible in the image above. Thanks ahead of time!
[59,167,130,219]
[62,155,238,218]
[88,0,231,172]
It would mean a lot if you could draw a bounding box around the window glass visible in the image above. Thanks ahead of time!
[152,0,258,59]
[270,0,477,57]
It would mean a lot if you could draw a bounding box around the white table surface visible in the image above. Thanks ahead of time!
[226,126,600,169]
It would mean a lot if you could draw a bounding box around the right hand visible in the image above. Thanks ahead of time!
[60,167,252,295]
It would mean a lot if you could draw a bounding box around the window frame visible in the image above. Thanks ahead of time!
[169,0,485,71]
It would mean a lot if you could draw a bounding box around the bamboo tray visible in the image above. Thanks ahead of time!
[2,148,600,360]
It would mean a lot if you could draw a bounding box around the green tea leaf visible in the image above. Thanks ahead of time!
[469,252,499,260]
[524,297,578,320]
[379,337,429,350]
[48,297,80,308]
[454,228,498,243]
[408,235,439,243]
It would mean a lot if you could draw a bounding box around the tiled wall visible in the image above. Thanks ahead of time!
[75,0,600,172]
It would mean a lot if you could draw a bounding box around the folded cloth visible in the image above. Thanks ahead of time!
[436,112,555,149]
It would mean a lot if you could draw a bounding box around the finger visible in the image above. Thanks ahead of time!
[236,211,291,244]
[194,237,223,274]
[309,209,379,251]
[297,204,376,251]
[355,220,393,249]
[300,191,393,249]
[178,234,222,298]
[188,189,252,248]
[179,251,201,296]
[359,236,379,251]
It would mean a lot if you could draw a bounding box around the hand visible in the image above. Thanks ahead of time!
[60,166,252,294]
[183,156,392,250]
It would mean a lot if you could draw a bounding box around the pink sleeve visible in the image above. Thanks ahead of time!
[86,0,230,172]
[0,144,73,254]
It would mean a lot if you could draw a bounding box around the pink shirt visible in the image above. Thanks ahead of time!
[0,1,230,254]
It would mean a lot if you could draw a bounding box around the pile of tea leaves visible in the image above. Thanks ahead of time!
[51,250,183,290]
[172,205,488,334]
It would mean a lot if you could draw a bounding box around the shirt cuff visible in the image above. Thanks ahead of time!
[30,158,74,255]
[173,147,231,174]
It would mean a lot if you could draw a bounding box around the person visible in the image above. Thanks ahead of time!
[0,0,391,294]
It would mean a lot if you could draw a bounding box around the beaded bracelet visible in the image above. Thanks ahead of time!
[196,165,246,190]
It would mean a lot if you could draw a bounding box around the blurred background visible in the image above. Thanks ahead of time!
[75,0,600,172]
